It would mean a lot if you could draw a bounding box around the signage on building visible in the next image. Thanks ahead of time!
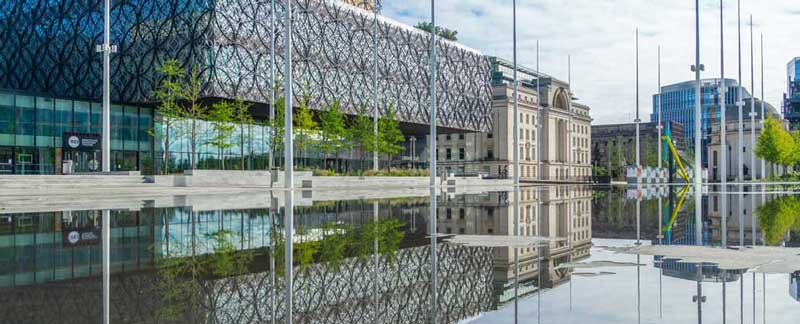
[62,132,101,151]
[62,226,101,247]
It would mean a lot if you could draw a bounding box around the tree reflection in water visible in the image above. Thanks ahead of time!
[756,196,800,246]
[153,218,405,321]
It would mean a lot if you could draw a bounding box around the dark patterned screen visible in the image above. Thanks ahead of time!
[0,0,493,132]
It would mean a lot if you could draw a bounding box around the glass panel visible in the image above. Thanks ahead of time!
[123,106,138,151]
[35,97,54,147]
[111,105,123,150]
[54,99,72,147]
[15,97,35,146]
[0,93,13,146]
[73,101,91,133]
[90,103,102,135]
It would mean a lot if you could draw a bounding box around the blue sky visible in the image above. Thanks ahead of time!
[381,0,800,124]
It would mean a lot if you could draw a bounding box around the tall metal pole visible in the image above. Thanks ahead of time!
[269,0,276,173]
[567,55,573,181]
[283,1,294,321]
[719,0,727,184]
[760,34,765,179]
[749,15,755,183]
[372,3,379,171]
[694,0,702,185]
[635,29,641,183]
[657,45,662,172]
[736,0,744,182]
[428,1,438,323]
[102,209,110,324]
[284,0,294,189]
[512,1,520,322]
[536,41,541,181]
[101,0,111,173]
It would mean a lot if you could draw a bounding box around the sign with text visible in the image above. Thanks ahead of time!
[62,132,101,151]
[62,226,101,247]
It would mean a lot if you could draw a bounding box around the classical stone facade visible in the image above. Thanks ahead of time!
[434,58,593,182]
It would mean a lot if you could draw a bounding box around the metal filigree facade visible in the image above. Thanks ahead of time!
[0,244,495,324]
[0,0,493,132]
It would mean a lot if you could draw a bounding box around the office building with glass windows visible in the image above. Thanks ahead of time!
[652,78,773,167]
[784,57,800,130]
[0,0,492,174]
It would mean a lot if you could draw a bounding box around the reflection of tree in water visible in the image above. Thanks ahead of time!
[154,229,256,322]
[757,196,800,246]
[154,218,406,322]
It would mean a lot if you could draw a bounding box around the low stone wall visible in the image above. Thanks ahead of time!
[149,170,312,187]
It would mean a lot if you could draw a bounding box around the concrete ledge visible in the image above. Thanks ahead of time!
[149,170,312,187]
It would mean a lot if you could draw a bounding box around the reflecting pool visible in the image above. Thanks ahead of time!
[1,184,800,323]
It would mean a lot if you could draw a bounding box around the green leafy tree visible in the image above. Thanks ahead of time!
[377,105,405,170]
[232,97,254,170]
[270,97,286,169]
[150,59,186,174]
[414,21,458,41]
[206,101,236,170]
[319,100,350,171]
[350,105,377,172]
[294,96,318,168]
[179,66,211,170]
[756,116,782,176]
[757,196,800,245]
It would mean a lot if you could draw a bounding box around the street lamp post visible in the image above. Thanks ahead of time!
[99,0,116,173]
[372,3,379,172]
[269,0,276,174]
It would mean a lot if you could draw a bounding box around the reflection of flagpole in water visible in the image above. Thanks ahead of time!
[102,209,110,324]
[270,193,277,324]
[636,185,641,324]
[722,186,728,324]
[694,184,704,324]
[284,191,295,324]
[511,1,521,322]
[658,193,663,319]
[537,187,542,324]
[428,0,438,323]
[373,202,380,323]
[569,186,573,312]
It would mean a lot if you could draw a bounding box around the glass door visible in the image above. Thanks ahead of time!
[0,147,13,174]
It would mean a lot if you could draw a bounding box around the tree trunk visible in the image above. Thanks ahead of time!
[240,125,245,170]
[190,119,197,170]
[164,125,170,175]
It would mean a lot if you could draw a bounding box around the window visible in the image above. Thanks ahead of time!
[459,148,465,160]
[458,133,464,140]
[459,208,465,219]
[487,133,493,139]
[487,149,494,159]
[446,134,451,140]
[446,148,452,160]
[446,208,452,219]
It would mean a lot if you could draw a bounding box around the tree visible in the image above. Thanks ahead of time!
[377,105,405,169]
[206,101,235,170]
[151,59,185,174]
[294,96,318,168]
[350,105,377,172]
[414,21,458,41]
[756,116,782,175]
[232,97,254,170]
[180,66,210,170]
[319,100,349,171]
[270,97,286,169]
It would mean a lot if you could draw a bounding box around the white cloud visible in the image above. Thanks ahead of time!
[382,0,800,124]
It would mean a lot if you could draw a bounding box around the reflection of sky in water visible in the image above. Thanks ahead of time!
[470,239,800,324]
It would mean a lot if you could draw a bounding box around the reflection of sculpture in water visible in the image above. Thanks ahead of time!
[756,196,800,246]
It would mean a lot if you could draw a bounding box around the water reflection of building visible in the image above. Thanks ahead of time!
[707,190,770,246]
[792,271,800,302]
[437,186,593,300]
[0,197,496,323]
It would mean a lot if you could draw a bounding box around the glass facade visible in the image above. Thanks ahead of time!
[0,90,153,174]
[652,79,748,167]
[785,58,800,130]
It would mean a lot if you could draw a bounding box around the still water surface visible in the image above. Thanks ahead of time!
[1,184,799,323]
